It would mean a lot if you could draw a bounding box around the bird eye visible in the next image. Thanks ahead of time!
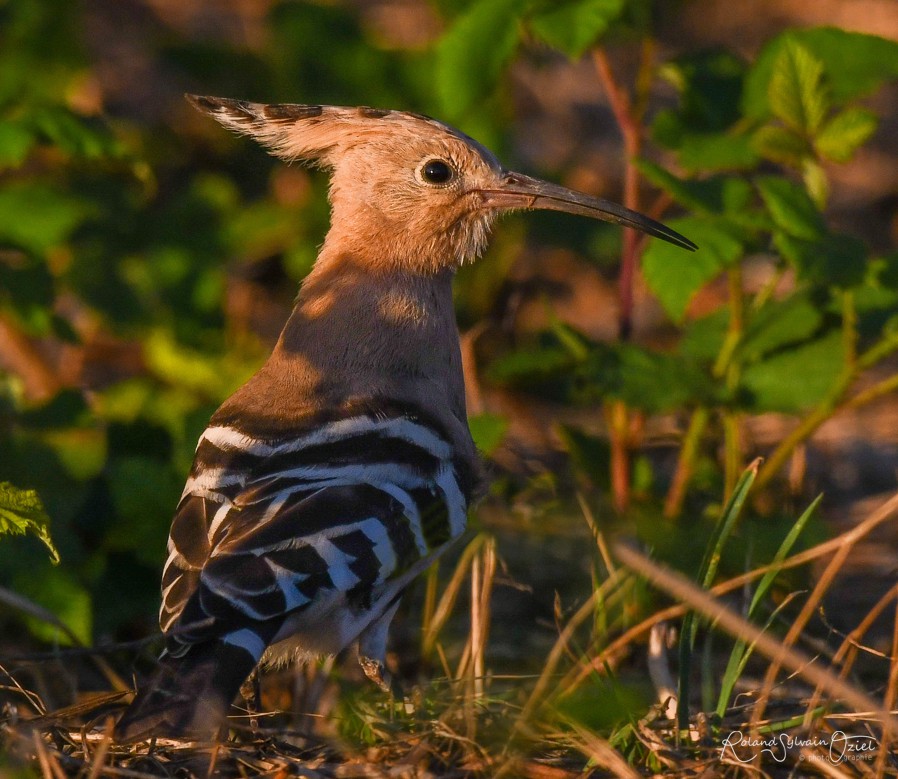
[419,159,453,185]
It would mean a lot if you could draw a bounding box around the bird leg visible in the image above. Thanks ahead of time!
[358,654,393,694]
[239,669,262,732]
[357,597,406,701]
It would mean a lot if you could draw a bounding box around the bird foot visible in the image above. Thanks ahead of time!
[239,672,262,732]
[359,655,414,714]
[359,655,392,694]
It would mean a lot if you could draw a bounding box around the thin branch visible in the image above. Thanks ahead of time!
[592,48,642,342]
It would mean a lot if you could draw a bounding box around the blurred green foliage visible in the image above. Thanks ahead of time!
[0,0,896,663]
[0,0,466,644]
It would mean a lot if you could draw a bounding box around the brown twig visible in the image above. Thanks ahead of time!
[592,48,642,342]
[592,46,655,515]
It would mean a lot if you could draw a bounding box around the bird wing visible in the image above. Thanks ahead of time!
[159,413,469,654]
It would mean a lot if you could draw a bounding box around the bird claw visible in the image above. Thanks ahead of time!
[359,655,392,694]
[239,671,262,733]
[358,655,413,713]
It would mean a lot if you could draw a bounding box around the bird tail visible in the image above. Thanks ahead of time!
[115,638,259,742]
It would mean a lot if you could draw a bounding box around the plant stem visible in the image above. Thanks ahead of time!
[722,412,743,497]
[607,399,631,514]
[594,45,651,513]
[666,267,746,514]
[721,267,745,497]
[663,407,709,518]
[845,371,898,409]
[593,48,643,342]
[753,286,898,488]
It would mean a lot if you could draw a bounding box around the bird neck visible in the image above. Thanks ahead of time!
[276,247,460,372]
[215,247,472,455]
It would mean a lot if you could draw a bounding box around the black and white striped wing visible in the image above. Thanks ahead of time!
[159,415,469,653]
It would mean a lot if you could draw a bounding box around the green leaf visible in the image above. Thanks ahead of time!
[529,0,624,59]
[468,412,508,456]
[679,133,758,172]
[556,425,609,488]
[744,28,898,120]
[14,566,92,646]
[679,309,729,361]
[488,344,579,385]
[767,39,829,135]
[801,158,829,210]
[658,50,748,133]
[678,132,759,173]
[106,456,182,566]
[652,110,760,172]
[29,106,121,159]
[636,161,751,215]
[642,216,744,321]
[0,119,34,168]
[0,251,55,331]
[740,329,844,412]
[435,0,526,119]
[576,343,720,412]
[756,176,824,240]
[18,388,92,429]
[774,231,867,288]
[814,107,877,162]
[608,346,717,412]
[0,482,59,563]
[143,328,250,400]
[0,182,92,254]
[751,125,810,166]
[737,294,823,363]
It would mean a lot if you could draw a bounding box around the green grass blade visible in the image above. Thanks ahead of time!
[714,494,821,716]
[678,459,760,729]
[749,493,822,615]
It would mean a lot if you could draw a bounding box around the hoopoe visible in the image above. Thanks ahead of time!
[114,95,695,741]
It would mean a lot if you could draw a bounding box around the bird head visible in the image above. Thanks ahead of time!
[188,95,695,274]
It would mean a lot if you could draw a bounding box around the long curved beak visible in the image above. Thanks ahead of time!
[476,172,697,252]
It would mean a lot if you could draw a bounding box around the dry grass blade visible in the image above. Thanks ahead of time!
[25,691,131,728]
[515,567,630,731]
[611,541,898,729]
[0,660,47,715]
[563,489,898,694]
[32,729,54,779]
[806,583,898,719]
[470,537,496,699]
[750,490,898,731]
[576,492,615,575]
[567,722,641,779]
[0,584,129,693]
[798,748,854,779]
[86,718,114,779]
[422,534,487,658]
[874,599,898,778]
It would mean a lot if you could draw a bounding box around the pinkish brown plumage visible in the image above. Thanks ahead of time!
[114,95,695,742]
